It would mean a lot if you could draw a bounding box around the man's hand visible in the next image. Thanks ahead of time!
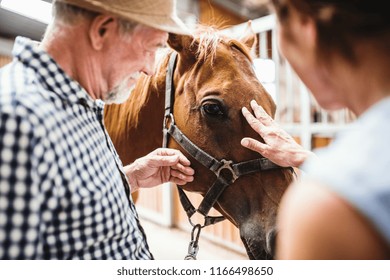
[124,148,194,192]
[241,100,314,168]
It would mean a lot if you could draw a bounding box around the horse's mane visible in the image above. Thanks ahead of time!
[125,25,253,127]
[194,24,253,64]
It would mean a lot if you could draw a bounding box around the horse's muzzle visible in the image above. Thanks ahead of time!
[239,222,276,260]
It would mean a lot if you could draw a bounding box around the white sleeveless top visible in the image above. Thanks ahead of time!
[302,97,390,245]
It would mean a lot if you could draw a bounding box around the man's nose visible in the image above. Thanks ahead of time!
[140,54,156,76]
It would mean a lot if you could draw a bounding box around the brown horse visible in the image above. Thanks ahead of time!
[104,26,294,259]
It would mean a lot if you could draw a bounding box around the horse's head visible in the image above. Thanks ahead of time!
[163,26,294,259]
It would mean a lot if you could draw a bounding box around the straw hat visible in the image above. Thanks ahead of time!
[55,0,191,35]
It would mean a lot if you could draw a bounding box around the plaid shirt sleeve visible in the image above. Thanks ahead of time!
[0,105,43,258]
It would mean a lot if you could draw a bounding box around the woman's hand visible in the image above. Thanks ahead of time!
[241,100,314,168]
[124,148,194,192]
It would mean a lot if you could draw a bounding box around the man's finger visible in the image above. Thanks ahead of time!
[171,169,194,182]
[154,148,191,166]
[148,155,180,167]
[177,153,191,166]
[147,155,195,176]
[170,177,190,186]
[171,163,195,175]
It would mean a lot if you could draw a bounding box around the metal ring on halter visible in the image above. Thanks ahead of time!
[191,224,202,241]
[163,113,175,130]
[188,211,207,228]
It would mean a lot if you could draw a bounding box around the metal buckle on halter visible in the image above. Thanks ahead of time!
[215,159,238,183]
[163,113,175,130]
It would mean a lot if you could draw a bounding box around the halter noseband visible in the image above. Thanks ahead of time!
[162,52,287,259]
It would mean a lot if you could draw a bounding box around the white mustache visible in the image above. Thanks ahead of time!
[104,73,141,104]
[128,72,140,83]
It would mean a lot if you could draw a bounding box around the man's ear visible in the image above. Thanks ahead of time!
[89,15,115,50]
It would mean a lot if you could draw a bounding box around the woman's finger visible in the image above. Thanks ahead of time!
[250,100,274,126]
[241,137,268,155]
[242,107,266,136]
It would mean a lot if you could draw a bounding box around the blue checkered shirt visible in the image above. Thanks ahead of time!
[0,37,153,259]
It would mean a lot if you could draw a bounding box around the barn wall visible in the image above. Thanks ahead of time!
[0,54,11,67]
[0,37,13,66]
[198,0,245,27]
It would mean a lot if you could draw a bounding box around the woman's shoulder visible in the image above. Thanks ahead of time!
[300,97,390,247]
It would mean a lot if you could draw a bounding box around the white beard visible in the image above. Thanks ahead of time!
[104,73,140,104]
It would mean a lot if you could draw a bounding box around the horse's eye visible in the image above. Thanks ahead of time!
[202,102,224,116]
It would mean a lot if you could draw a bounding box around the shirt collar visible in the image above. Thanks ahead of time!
[13,36,98,110]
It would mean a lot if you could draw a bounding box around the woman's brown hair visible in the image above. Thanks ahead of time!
[271,0,390,63]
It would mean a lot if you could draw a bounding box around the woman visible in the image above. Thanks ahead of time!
[241,0,390,259]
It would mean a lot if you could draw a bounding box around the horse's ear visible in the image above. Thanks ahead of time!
[168,33,197,55]
[239,21,257,53]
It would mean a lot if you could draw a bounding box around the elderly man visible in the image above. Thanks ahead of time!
[0,0,194,259]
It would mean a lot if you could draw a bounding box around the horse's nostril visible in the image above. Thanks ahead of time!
[266,229,277,256]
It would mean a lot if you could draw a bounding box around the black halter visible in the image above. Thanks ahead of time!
[162,52,286,259]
